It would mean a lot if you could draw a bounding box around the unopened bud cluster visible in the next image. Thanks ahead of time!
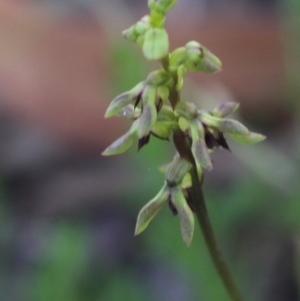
[103,0,265,246]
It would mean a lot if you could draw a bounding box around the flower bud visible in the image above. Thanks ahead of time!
[212,102,239,118]
[135,184,169,235]
[143,28,169,60]
[122,16,150,45]
[175,101,198,120]
[149,9,166,28]
[185,41,222,73]
[135,15,151,35]
[170,187,194,246]
[105,82,145,118]
[148,0,177,14]
[102,121,138,156]
[147,70,172,87]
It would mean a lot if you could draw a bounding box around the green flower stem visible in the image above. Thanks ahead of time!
[191,174,244,301]
[174,129,244,301]
[161,56,181,107]
[164,49,244,300]
[160,56,169,72]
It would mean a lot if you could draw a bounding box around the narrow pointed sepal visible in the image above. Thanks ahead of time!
[135,185,169,235]
[200,113,249,135]
[212,102,239,118]
[170,187,195,246]
[166,157,192,187]
[102,122,138,156]
[228,132,266,145]
[218,118,249,135]
[105,82,145,118]
[143,28,169,60]
[138,86,157,138]
[192,139,213,171]
[190,122,213,170]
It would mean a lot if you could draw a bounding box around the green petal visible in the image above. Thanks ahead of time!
[176,65,187,91]
[170,187,195,246]
[143,28,169,60]
[181,172,192,189]
[102,123,138,156]
[190,122,212,170]
[135,185,169,235]
[178,117,190,132]
[156,85,170,104]
[138,86,157,138]
[169,48,187,73]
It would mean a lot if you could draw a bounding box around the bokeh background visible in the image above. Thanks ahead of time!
[0,0,300,301]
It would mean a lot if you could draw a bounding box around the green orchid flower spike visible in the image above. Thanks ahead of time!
[102,1,265,301]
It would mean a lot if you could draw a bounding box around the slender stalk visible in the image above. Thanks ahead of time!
[190,168,244,301]
[165,51,244,300]
[173,129,244,301]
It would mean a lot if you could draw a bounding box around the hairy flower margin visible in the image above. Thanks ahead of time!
[102,0,266,246]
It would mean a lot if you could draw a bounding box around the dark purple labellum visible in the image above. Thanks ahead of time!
[156,98,163,112]
[138,134,151,151]
[134,92,142,109]
[185,189,196,212]
[205,130,217,149]
[216,133,230,151]
[168,200,178,215]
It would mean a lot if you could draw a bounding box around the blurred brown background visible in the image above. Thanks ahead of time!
[1,1,300,301]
